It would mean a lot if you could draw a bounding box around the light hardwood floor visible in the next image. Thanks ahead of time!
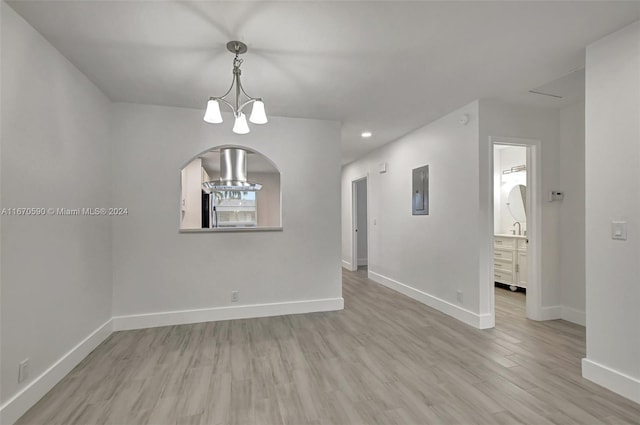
[16,268,640,424]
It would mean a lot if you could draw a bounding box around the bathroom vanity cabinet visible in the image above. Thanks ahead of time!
[494,234,527,290]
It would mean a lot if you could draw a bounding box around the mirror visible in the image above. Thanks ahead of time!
[507,184,526,222]
[180,145,281,231]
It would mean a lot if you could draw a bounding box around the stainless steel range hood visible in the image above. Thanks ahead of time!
[202,147,262,191]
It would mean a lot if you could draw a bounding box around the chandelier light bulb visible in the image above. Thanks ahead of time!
[249,100,268,124]
[233,113,250,134]
[203,99,223,123]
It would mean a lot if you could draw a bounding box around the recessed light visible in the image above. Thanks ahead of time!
[361,131,372,138]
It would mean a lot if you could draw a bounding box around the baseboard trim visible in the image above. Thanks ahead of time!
[341,259,352,269]
[537,305,585,326]
[478,312,495,329]
[369,271,491,329]
[0,319,113,425]
[539,305,562,321]
[112,298,345,331]
[357,258,368,267]
[582,358,640,404]
[561,306,586,326]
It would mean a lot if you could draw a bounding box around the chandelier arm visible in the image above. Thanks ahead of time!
[238,99,257,114]
[216,74,237,101]
[235,71,242,114]
[236,77,259,102]
[215,97,236,114]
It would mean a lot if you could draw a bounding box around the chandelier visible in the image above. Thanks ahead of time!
[203,41,268,134]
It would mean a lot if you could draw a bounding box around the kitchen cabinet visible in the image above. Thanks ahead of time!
[494,234,527,290]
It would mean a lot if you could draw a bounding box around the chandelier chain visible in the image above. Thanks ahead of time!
[233,56,243,71]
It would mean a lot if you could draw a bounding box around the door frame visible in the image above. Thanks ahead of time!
[489,136,543,321]
[351,176,369,272]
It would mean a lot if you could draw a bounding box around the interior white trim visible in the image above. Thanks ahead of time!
[478,312,495,329]
[582,358,640,404]
[488,137,543,324]
[112,298,345,331]
[357,258,368,266]
[341,259,352,269]
[369,270,492,329]
[561,306,586,326]
[539,305,586,326]
[539,305,562,321]
[0,319,113,425]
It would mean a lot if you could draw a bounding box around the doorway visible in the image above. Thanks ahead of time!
[351,177,368,272]
[490,137,542,323]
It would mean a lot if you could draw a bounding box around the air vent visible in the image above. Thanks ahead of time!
[528,90,563,99]
[528,69,585,102]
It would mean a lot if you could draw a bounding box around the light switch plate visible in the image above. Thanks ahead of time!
[611,221,627,240]
[18,359,29,383]
[548,191,564,202]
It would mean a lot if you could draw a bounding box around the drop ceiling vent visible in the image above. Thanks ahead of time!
[202,147,262,191]
[528,89,563,99]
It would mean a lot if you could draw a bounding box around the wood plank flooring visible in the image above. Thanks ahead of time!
[16,268,640,424]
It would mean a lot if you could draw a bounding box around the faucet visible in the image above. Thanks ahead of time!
[513,221,522,236]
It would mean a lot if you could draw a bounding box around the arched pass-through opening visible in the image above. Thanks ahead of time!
[180,145,282,232]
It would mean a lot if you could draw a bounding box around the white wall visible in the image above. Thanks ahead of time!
[342,101,487,327]
[1,1,112,417]
[356,179,368,265]
[111,103,342,317]
[583,21,640,403]
[559,101,586,321]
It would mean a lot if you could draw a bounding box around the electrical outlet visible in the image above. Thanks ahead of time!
[231,290,239,303]
[456,290,463,304]
[18,359,29,383]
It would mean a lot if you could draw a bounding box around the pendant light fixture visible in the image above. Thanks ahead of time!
[203,41,268,134]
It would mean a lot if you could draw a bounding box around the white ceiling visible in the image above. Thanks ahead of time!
[8,1,640,164]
